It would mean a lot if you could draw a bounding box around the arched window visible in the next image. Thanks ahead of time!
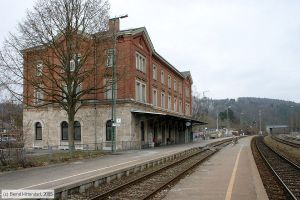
[106,120,112,141]
[74,121,81,141]
[61,121,68,140]
[35,122,42,140]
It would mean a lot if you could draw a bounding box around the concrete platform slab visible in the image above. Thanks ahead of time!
[0,138,225,191]
[163,136,268,200]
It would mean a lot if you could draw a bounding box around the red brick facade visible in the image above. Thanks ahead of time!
[23,22,193,116]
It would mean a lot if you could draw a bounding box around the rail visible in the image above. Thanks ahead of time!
[271,135,300,148]
[255,136,300,200]
[88,139,232,200]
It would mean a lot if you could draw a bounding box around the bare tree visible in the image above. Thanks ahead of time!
[0,0,115,151]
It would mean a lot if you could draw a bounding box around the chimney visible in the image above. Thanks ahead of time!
[108,18,120,32]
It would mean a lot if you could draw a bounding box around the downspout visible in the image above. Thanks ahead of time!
[93,35,97,150]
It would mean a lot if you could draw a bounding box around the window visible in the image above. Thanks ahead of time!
[35,122,42,140]
[36,63,43,76]
[161,92,165,108]
[136,52,146,72]
[161,70,164,84]
[174,79,177,91]
[136,80,146,102]
[35,88,43,105]
[62,84,67,102]
[74,121,81,141]
[104,79,115,99]
[186,103,190,115]
[174,98,177,112]
[70,59,75,72]
[106,49,114,67]
[61,121,68,140]
[61,121,81,141]
[179,82,182,95]
[106,120,112,141]
[185,87,190,97]
[76,84,81,94]
[168,95,171,110]
[153,64,157,80]
[179,100,182,113]
[152,88,157,106]
[62,83,81,102]
[168,75,171,88]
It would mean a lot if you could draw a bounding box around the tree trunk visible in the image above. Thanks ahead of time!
[68,110,75,153]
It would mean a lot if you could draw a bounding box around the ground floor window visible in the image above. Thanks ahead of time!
[35,122,42,140]
[106,120,112,141]
[61,121,68,140]
[61,121,81,141]
[74,121,81,141]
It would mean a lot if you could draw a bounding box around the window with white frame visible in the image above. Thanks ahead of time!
[35,88,43,105]
[168,95,171,110]
[168,75,171,88]
[62,83,81,102]
[75,83,81,95]
[179,82,182,95]
[179,100,182,113]
[106,49,114,67]
[152,88,157,106]
[70,59,75,72]
[36,63,43,76]
[136,52,146,72]
[153,64,157,80]
[104,79,115,99]
[174,98,177,112]
[185,103,190,115]
[174,79,177,91]
[136,80,146,102]
[161,92,165,108]
[161,70,164,84]
[185,87,190,97]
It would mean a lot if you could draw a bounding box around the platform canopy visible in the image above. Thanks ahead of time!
[131,110,207,125]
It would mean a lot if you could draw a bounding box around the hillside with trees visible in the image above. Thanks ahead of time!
[193,97,300,133]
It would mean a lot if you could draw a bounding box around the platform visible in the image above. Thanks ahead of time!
[163,136,268,200]
[0,138,225,191]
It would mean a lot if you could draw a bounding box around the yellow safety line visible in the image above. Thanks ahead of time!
[225,147,242,200]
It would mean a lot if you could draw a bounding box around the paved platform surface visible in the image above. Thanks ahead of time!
[0,138,224,191]
[164,136,268,200]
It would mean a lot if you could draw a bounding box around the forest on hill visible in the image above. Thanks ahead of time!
[193,97,300,132]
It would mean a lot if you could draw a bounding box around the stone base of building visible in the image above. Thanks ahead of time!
[23,102,193,151]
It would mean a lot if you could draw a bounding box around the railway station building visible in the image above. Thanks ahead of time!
[23,19,205,150]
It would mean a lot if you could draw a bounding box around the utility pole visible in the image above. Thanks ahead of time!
[227,106,231,136]
[259,110,262,134]
[240,112,243,132]
[111,14,128,153]
[216,112,219,131]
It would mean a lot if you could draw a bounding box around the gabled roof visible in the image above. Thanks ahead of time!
[180,71,193,84]
[118,27,187,79]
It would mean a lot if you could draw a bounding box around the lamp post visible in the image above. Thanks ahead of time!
[240,112,244,133]
[259,110,262,134]
[111,14,128,153]
[290,105,294,132]
[226,106,231,136]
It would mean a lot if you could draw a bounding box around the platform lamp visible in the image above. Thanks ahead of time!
[111,14,128,153]
[226,106,231,136]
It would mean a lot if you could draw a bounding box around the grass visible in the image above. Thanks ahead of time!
[264,136,300,165]
[0,150,106,172]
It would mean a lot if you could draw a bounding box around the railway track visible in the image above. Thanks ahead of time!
[81,139,232,200]
[255,136,300,200]
[272,136,300,148]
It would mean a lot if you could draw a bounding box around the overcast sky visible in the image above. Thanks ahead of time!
[1,0,300,102]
